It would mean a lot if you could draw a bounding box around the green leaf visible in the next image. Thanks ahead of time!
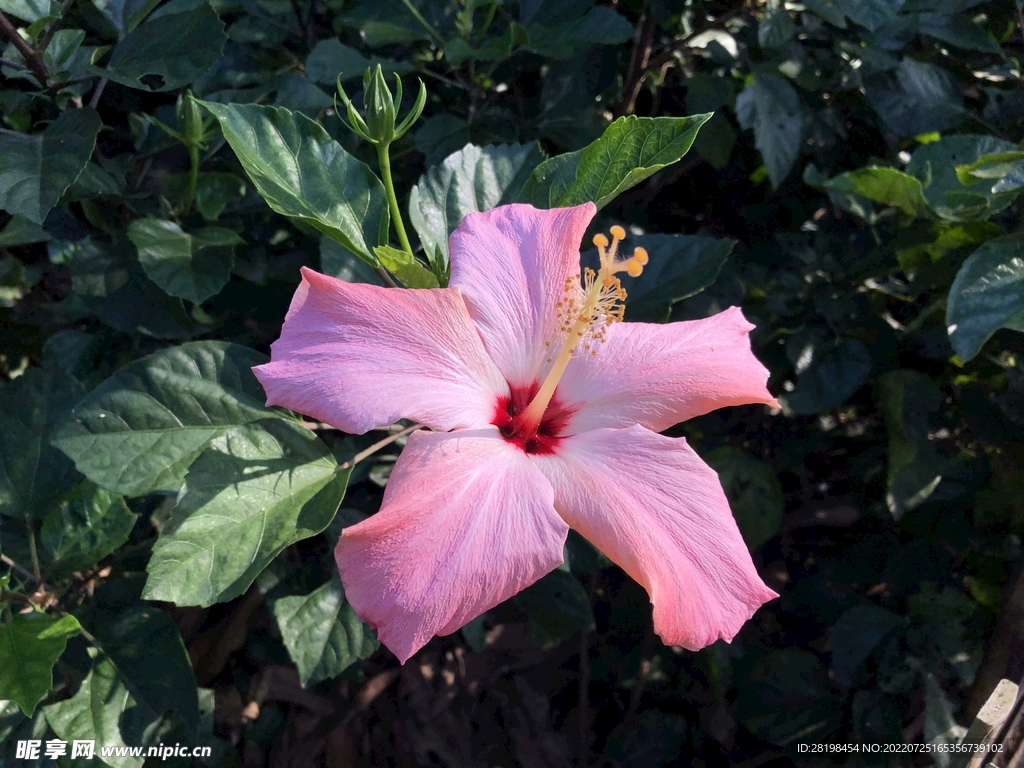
[373,245,439,288]
[955,150,1024,186]
[877,370,946,519]
[831,605,904,686]
[409,142,543,267]
[0,368,82,519]
[735,74,803,189]
[143,419,349,607]
[305,39,412,84]
[0,107,102,225]
[128,218,241,303]
[512,569,594,647]
[200,101,388,265]
[0,613,80,715]
[51,341,273,497]
[736,649,841,746]
[91,0,163,33]
[613,234,732,322]
[826,167,930,217]
[704,447,783,550]
[781,338,872,415]
[907,134,1020,222]
[92,0,227,92]
[946,235,1024,362]
[519,114,710,210]
[44,647,172,768]
[39,481,137,578]
[272,573,378,687]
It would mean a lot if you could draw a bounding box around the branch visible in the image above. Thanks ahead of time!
[618,6,747,116]
[0,10,52,89]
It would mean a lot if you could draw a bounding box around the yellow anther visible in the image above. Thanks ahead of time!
[626,260,643,278]
[633,247,648,265]
[609,225,626,240]
[593,233,609,248]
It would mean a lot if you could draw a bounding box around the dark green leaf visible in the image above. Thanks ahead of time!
[0,613,80,715]
[409,142,543,266]
[304,39,412,85]
[0,0,54,22]
[40,481,137,578]
[524,6,634,59]
[735,74,803,189]
[839,0,903,30]
[758,9,795,47]
[782,338,872,415]
[521,115,710,210]
[44,648,173,768]
[0,108,102,225]
[908,135,1020,222]
[128,218,241,303]
[272,573,378,687]
[0,368,82,519]
[320,236,382,285]
[0,214,51,247]
[865,58,964,139]
[200,101,388,265]
[917,13,1000,52]
[143,419,349,607]
[877,370,946,518]
[610,234,732,322]
[93,0,227,91]
[831,605,904,686]
[51,341,272,496]
[736,649,841,746]
[946,235,1024,361]
[91,0,163,33]
[512,569,594,647]
[704,447,783,550]
[92,606,199,736]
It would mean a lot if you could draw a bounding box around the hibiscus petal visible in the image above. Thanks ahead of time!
[336,428,568,662]
[253,267,507,433]
[557,306,778,433]
[448,202,596,387]
[533,425,777,650]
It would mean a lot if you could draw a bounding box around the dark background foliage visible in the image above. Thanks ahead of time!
[1,0,1023,765]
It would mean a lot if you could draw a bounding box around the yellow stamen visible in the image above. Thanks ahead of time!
[515,225,645,434]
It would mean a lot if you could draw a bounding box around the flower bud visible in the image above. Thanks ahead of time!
[363,65,397,145]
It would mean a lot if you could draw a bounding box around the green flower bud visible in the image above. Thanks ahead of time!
[363,64,397,145]
[334,66,427,147]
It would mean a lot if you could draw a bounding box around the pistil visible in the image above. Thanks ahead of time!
[512,226,647,437]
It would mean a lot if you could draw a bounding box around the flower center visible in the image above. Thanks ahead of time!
[493,382,574,454]
[509,225,647,440]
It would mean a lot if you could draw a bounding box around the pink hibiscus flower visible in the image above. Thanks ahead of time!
[253,202,779,663]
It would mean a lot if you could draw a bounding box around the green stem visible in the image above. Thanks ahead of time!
[26,516,41,584]
[183,141,199,216]
[377,143,414,256]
